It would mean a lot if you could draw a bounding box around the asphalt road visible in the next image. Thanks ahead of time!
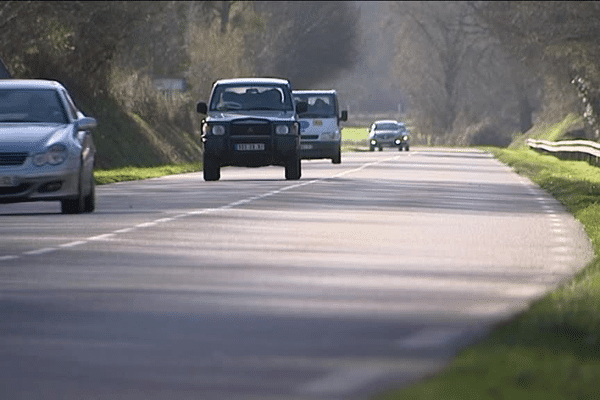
[0,148,594,400]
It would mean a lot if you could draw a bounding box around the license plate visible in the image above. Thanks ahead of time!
[235,143,265,151]
[0,176,15,187]
[300,144,313,150]
[314,120,322,126]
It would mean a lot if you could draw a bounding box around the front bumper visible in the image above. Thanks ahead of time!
[299,140,339,159]
[369,138,408,148]
[203,135,299,167]
[0,159,81,204]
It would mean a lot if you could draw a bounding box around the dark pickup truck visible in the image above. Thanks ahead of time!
[196,78,307,181]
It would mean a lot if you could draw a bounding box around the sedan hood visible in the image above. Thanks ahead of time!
[0,124,70,152]
[207,110,297,123]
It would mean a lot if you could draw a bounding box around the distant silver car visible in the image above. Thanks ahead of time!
[0,80,97,213]
[368,119,410,151]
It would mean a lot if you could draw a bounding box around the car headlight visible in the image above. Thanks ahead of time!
[33,144,68,166]
[370,139,377,145]
[203,124,225,135]
[275,125,290,135]
[403,135,409,141]
[395,139,401,145]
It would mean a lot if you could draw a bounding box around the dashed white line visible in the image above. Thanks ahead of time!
[59,241,87,248]
[88,233,117,241]
[23,247,58,256]
[3,158,397,261]
[395,328,466,349]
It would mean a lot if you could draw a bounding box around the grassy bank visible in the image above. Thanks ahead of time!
[94,163,202,185]
[374,148,600,400]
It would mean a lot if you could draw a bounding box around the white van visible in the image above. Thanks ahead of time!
[293,90,347,164]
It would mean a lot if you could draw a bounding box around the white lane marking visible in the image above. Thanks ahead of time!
[23,247,58,256]
[88,233,117,241]
[298,365,392,395]
[396,328,465,349]
[5,157,398,260]
[59,241,87,248]
[114,227,135,234]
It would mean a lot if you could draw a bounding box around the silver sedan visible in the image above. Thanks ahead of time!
[0,80,97,213]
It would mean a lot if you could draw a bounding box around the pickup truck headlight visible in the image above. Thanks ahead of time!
[275,125,290,135]
[203,124,225,135]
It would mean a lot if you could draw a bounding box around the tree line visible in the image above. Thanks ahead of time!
[386,1,600,146]
[1,1,599,159]
[0,1,359,167]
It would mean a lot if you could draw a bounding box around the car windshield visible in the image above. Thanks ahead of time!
[294,94,336,118]
[374,123,398,131]
[210,84,293,112]
[0,89,68,124]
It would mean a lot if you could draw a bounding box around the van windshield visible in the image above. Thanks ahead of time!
[294,94,336,118]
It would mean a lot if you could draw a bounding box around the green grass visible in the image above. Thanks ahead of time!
[342,126,370,151]
[509,113,581,149]
[342,126,369,142]
[374,147,600,400]
[94,162,202,185]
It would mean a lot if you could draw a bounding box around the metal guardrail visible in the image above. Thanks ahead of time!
[527,138,600,167]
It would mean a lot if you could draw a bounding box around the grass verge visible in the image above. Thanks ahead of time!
[94,162,202,185]
[374,147,600,400]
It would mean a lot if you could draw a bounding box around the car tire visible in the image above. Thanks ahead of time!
[285,155,301,180]
[332,147,341,164]
[369,145,374,152]
[83,173,95,213]
[203,154,220,181]
[398,146,403,151]
[405,145,409,151]
[61,173,86,214]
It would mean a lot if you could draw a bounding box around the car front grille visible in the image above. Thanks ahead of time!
[301,135,319,140]
[0,152,28,166]
[230,123,271,136]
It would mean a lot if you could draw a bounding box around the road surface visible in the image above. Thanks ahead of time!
[0,148,593,399]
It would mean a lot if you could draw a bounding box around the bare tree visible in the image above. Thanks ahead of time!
[388,2,540,145]
[475,1,600,138]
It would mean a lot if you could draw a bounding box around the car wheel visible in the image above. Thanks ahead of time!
[332,147,341,164]
[83,173,95,213]
[369,145,374,152]
[378,147,383,151]
[285,155,301,180]
[405,146,410,151]
[61,173,86,214]
[398,146,403,151]
[203,154,220,181]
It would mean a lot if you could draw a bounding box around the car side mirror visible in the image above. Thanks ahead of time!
[197,102,208,114]
[296,101,308,114]
[340,110,348,122]
[75,117,97,131]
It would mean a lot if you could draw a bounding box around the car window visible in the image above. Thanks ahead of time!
[374,123,398,130]
[210,84,293,111]
[293,94,336,118]
[0,89,68,124]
